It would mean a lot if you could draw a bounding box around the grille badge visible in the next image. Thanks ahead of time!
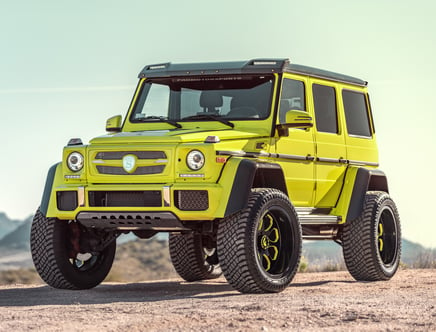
[122,154,137,173]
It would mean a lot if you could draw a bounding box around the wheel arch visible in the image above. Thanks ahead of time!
[224,159,287,217]
[346,168,389,222]
[40,162,62,216]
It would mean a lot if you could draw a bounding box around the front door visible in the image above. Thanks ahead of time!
[274,75,315,207]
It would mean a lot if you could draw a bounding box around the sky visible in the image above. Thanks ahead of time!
[0,0,435,248]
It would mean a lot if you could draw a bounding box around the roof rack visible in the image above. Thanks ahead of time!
[138,58,367,86]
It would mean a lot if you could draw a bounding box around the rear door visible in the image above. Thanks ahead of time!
[309,79,347,207]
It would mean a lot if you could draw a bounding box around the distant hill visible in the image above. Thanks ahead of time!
[302,238,435,270]
[0,216,32,250]
[0,213,25,240]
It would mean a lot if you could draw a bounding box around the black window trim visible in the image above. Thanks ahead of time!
[312,82,340,135]
[342,88,373,138]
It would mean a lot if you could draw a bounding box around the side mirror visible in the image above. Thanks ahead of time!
[106,115,122,132]
[277,110,313,136]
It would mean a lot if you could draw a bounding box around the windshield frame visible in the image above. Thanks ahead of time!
[128,74,276,127]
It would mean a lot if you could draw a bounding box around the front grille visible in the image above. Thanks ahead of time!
[88,191,162,207]
[93,150,168,176]
[96,165,165,175]
[95,151,166,160]
[175,190,209,211]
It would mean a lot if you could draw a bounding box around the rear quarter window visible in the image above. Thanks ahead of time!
[313,84,338,134]
[342,90,372,137]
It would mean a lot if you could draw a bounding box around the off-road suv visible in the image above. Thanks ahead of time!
[30,58,401,293]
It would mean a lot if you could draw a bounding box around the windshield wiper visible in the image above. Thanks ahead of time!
[136,116,182,129]
[182,114,234,128]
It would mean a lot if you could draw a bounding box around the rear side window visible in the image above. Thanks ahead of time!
[342,90,372,137]
[313,84,338,133]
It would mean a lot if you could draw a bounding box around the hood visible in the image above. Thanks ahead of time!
[90,128,266,145]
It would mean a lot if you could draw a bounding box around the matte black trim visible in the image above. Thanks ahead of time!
[88,191,162,207]
[40,163,60,216]
[174,190,209,211]
[137,59,367,87]
[271,73,283,137]
[287,64,367,87]
[368,169,389,192]
[253,163,288,195]
[224,159,257,216]
[77,211,187,231]
[346,168,388,222]
[139,59,288,78]
[346,168,370,222]
[56,191,78,211]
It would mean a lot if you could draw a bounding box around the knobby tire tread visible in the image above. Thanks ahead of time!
[342,191,401,281]
[217,188,301,293]
[31,209,78,289]
[169,233,221,282]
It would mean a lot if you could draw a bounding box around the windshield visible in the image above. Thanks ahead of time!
[130,75,274,123]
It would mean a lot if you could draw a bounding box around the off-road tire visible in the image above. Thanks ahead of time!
[30,208,116,289]
[217,188,302,293]
[169,232,222,281]
[342,191,401,281]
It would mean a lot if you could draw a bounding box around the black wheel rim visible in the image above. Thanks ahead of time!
[204,247,219,266]
[70,255,102,272]
[377,206,399,266]
[256,207,293,277]
[66,222,108,273]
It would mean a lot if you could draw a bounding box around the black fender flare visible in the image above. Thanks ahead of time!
[40,163,61,216]
[346,168,389,222]
[224,159,287,217]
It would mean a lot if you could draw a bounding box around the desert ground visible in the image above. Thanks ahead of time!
[0,269,434,331]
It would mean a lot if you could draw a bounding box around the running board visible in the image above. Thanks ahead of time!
[296,208,341,225]
[296,208,341,240]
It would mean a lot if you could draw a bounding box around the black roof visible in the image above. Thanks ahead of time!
[138,58,367,86]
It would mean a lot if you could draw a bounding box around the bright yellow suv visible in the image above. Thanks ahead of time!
[30,59,401,293]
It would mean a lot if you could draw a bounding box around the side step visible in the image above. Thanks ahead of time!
[296,208,341,240]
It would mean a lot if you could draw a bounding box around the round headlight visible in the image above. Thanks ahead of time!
[67,152,84,172]
[186,150,205,171]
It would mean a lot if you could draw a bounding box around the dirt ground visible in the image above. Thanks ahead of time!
[0,269,434,332]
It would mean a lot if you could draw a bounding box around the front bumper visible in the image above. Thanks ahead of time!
[48,183,225,226]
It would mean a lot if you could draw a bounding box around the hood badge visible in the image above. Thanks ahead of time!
[122,155,137,173]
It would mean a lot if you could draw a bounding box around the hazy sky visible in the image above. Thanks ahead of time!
[0,0,435,247]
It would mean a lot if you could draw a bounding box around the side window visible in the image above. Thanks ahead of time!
[313,84,338,134]
[279,79,305,123]
[342,90,372,137]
